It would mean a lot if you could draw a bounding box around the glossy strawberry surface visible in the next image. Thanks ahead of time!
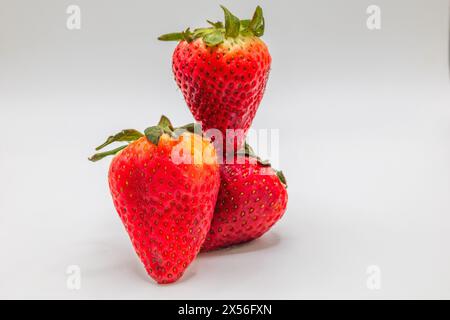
[172,37,271,152]
[202,158,287,251]
[160,6,271,153]
[108,134,220,283]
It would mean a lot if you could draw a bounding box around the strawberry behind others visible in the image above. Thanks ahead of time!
[202,145,288,251]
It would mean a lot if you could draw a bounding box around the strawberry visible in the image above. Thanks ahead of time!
[159,6,271,154]
[89,116,220,284]
[202,145,288,251]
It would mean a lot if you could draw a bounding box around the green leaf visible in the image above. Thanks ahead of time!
[95,129,143,151]
[203,29,225,46]
[240,19,251,30]
[192,28,214,40]
[248,6,264,36]
[259,159,272,166]
[158,28,193,42]
[238,142,257,158]
[221,5,240,38]
[176,123,202,135]
[276,170,287,187]
[237,142,271,167]
[182,28,193,42]
[88,145,127,162]
[158,115,174,131]
[206,20,224,29]
[244,142,255,156]
[158,32,185,41]
[144,126,164,145]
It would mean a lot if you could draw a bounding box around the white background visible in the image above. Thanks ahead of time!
[0,0,449,299]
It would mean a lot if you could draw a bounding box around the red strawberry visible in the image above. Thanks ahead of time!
[159,6,271,154]
[89,116,220,284]
[202,145,288,251]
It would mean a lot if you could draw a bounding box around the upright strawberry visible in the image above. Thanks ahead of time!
[89,116,220,284]
[159,6,271,154]
[202,145,288,251]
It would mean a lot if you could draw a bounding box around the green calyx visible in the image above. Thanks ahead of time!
[237,142,288,188]
[88,129,144,162]
[158,5,265,46]
[143,115,175,145]
[88,116,200,162]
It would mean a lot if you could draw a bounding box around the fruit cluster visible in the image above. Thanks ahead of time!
[89,6,288,284]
